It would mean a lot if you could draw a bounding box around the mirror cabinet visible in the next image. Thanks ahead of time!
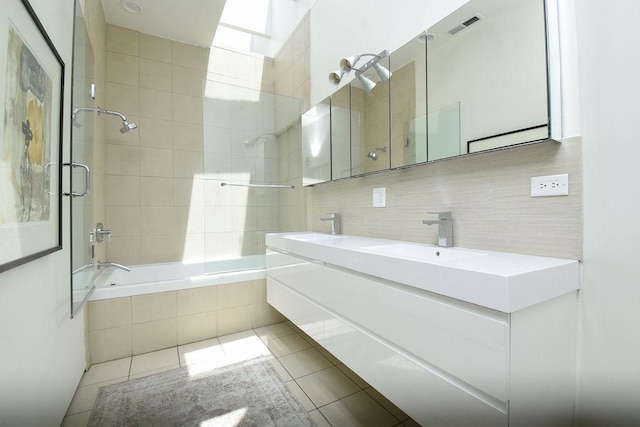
[301,0,558,187]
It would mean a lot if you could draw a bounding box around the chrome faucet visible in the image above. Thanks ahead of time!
[97,261,131,272]
[422,212,453,247]
[90,222,111,243]
[320,213,341,235]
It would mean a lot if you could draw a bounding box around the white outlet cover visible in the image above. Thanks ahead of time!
[531,174,569,197]
[373,187,386,207]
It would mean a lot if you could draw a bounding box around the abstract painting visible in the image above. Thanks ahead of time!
[0,0,63,272]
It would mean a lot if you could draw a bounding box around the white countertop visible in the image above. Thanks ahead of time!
[266,232,580,313]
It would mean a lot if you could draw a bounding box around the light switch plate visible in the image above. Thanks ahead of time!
[531,174,569,197]
[373,187,386,207]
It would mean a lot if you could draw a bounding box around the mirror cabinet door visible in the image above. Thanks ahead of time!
[427,0,549,159]
[350,55,391,176]
[302,97,332,186]
[390,33,428,168]
[331,85,351,180]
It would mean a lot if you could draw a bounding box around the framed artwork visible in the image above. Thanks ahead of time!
[0,0,64,273]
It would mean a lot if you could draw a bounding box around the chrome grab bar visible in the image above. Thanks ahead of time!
[220,182,295,189]
[63,162,91,197]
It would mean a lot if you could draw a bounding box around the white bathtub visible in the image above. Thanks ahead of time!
[89,255,266,300]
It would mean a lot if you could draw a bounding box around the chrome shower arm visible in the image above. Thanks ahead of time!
[96,107,127,121]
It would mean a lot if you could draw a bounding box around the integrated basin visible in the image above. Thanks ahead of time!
[266,232,580,313]
[361,243,484,263]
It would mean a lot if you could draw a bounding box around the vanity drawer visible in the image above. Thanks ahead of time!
[266,250,324,302]
[322,267,510,402]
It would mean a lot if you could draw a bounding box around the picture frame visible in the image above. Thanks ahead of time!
[0,0,64,273]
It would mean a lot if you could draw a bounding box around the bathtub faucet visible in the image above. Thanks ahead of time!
[97,261,131,272]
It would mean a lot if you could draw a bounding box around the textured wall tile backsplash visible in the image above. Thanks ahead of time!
[310,137,582,260]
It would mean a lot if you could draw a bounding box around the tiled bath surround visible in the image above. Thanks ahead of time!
[87,278,284,364]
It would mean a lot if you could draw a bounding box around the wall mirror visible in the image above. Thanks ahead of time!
[390,33,428,168]
[427,0,551,159]
[350,55,390,176]
[331,85,351,180]
[302,96,331,186]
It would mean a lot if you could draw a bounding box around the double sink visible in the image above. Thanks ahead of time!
[266,232,580,313]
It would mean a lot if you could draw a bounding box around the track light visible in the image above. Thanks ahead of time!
[327,50,391,90]
[329,69,345,85]
[373,62,392,83]
[356,73,377,94]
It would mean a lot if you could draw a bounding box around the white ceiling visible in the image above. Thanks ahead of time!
[101,0,227,47]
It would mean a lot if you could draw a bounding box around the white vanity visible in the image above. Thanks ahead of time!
[266,232,580,426]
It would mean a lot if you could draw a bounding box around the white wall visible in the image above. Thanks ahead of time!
[576,0,640,424]
[0,0,86,425]
[309,0,468,105]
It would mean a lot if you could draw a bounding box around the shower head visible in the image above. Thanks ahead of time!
[367,146,387,161]
[97,107,138,134]
[120,120,138,134]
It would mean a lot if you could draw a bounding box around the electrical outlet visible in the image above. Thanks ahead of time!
[373,187,386,207]
[531,174,569,197]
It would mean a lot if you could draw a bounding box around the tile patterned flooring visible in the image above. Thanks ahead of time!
[62,321,420,427]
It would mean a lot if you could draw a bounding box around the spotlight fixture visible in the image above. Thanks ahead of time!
[328,49,392,93]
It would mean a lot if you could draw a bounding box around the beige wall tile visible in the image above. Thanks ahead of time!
[106,175,140,206]
[107,52,139,86]
[107,25,138,56]
[106,236,141,265]
[172,41,203,70]
[173,94,203,125]
[175,233,205,263]
[252,303,286,328]
[139,33,172,63]
[140,177,174,206]
[140,147,174,177]
[217,306,252,336]
[173,65,204,97]
[88,298,132,331]
[106,143,140,175]
[140,206,175,236]
[173,122,203,151]
[217,281,254,309]
[139,58,172,92]
[140,235,175,263]
[139,117,173,149]
[89,326,133,364]
[132,318,177,355]
[132,291,177,323]
[106,206,141,237]
[177,285,218,316]
[139,88,173,120]
[177,311,217,345]
[106,82,139,116]
[174,178,204,206]
[174,205,205,235]
[173,150,203,178]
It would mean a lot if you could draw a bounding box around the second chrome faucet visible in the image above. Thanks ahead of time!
[423,212,453,247]
[320,213,341,235]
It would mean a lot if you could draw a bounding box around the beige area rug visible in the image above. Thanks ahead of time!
[88,357,315,427]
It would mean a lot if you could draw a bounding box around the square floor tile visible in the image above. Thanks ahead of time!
[130,347,179,376]
[267,358,293,382]
[61,410,91,427]
[317,345,341,365]
[308,409,332,427]
[66,378,126,415]
[254,322,295,340]
[278,347,333,379]
[219,329,271,362]
[178,338,225,366]
[336,363,370,389]
[264,333,312,357]
[319,390,399,427]
[285,380,316,411]
[364,387,410,422]
[296,366,360,407]
[80,357,131,387]
[129,364,180,380]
